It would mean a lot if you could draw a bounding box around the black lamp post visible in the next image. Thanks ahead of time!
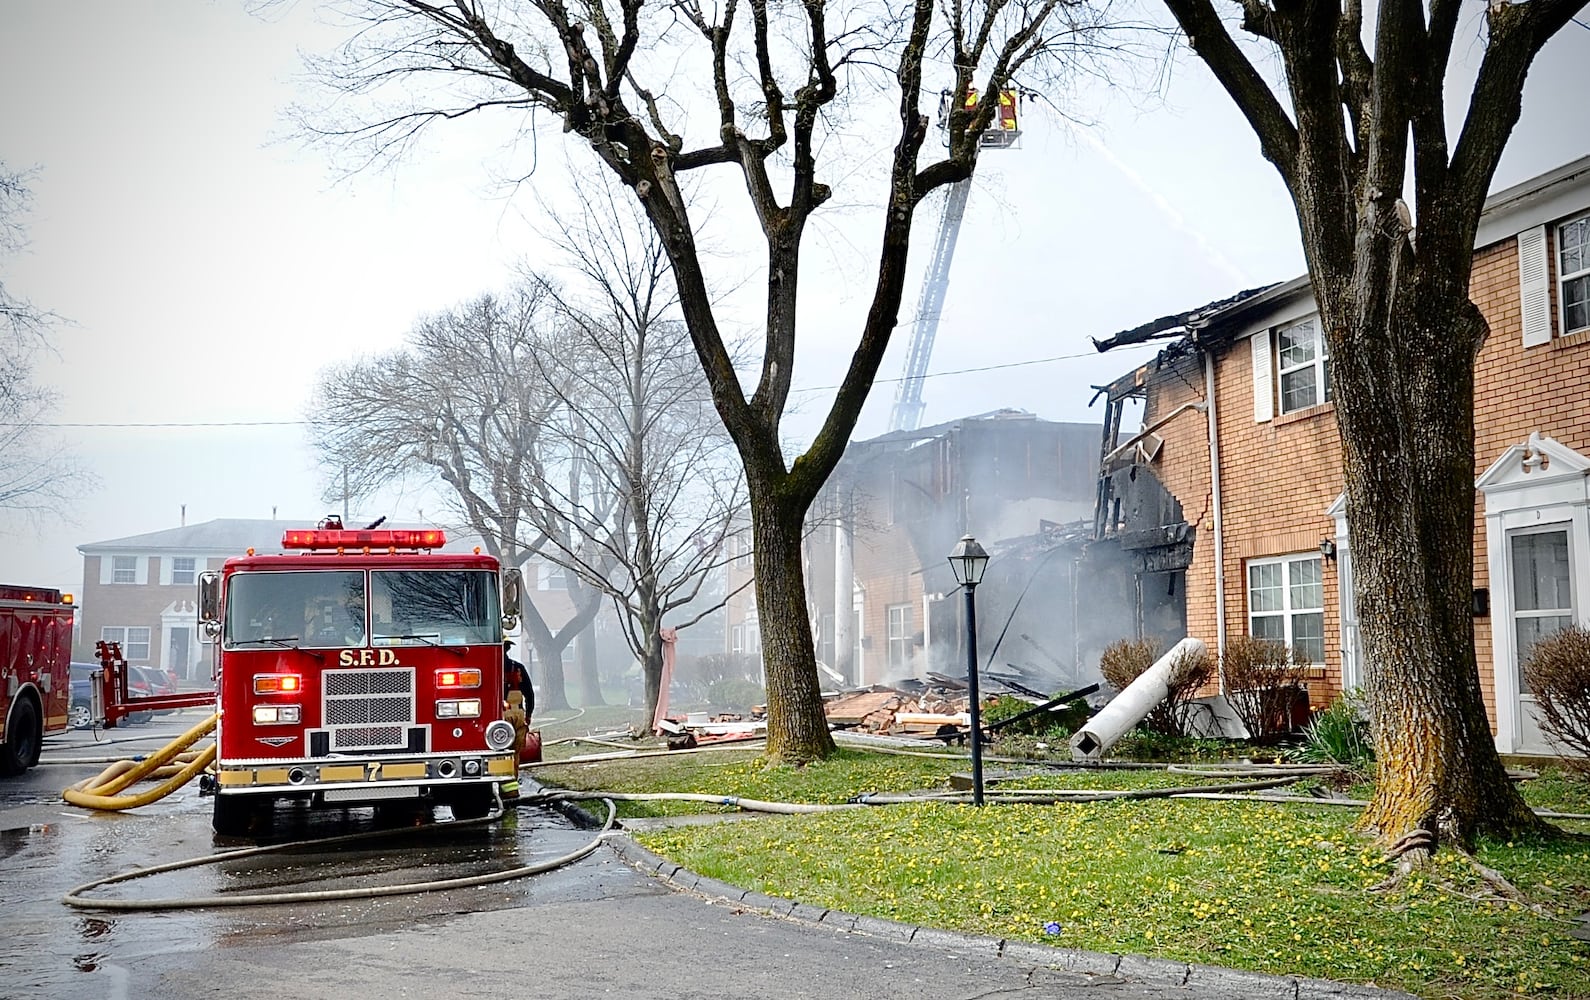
[947,534,990,806]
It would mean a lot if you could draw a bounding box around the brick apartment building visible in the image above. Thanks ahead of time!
[1093,155,1590,756]
[726,410,1100,689]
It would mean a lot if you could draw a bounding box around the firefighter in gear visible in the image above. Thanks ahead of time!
[504,640,534,718]
[501,641,540,791]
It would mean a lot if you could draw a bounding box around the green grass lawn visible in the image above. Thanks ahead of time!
[533,749,1590,999]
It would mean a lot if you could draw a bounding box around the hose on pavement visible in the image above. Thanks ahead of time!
[62,714,219,811]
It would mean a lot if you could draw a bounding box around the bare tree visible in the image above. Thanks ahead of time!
[298,0,1132,761]
[0,163,93,520]
[1156,0,1585,854]
[529,175,747,725]
[307,284,610,709]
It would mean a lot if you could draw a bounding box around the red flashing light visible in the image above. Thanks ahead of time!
[436,668,482,689]
[254,673,302,695]
[282,528,446,551]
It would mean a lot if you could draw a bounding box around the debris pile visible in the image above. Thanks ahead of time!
[822,684,975,737]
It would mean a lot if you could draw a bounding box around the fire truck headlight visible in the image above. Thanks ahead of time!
[485,721,515,751]
[436,699,481,719]
[253,705,301,725]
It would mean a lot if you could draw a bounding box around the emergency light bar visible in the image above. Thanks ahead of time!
[282,529,446,550]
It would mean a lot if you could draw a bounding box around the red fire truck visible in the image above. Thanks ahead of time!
[1,585,75,777]
[197,522,524,835]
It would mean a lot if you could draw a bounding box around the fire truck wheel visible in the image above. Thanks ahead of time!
[0,696,41,776]
[212,794,262,837]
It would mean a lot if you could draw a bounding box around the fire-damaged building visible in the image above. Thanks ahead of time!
[790,410,1103,691]
[1091,155,1590,756]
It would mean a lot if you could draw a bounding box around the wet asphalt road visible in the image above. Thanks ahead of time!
[1,717,1274,1000]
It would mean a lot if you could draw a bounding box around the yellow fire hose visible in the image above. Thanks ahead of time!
[63,714,219,811]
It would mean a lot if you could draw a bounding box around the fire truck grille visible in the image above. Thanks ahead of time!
[332,726,406,750]
[323,667,415,733]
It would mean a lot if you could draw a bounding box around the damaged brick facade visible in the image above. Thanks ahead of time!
[1098,156,1590,756]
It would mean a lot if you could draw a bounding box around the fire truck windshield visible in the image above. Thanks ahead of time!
[370,570,499,647]
[225,571,368,649]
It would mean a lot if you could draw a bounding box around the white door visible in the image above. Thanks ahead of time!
[1508,527,1574,755]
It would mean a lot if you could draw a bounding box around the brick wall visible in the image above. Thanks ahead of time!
[1136,205,1590,727]
[1471,232,1590,723]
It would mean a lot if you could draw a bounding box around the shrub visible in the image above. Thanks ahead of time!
[1522,626,1590,774]
[1099,637,1158,692]
[706,678,766,712]
[1222,635,1309,739]
[981,694,1090,739]
[1096,637,1212,737]
[1289,690,1374,775]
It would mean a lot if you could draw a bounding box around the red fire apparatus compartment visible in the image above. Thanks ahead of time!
[1,585,75,777]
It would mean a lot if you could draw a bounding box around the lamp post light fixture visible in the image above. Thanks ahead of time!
[947,534,990,806]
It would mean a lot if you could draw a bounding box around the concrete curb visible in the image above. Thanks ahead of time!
[602,832,1418,1000]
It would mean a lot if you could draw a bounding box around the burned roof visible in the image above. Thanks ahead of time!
[1091,284,1279,353]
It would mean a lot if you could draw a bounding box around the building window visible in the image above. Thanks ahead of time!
[886,604,912,671]
[112,556,138,584]
[1558,213,1590,335]
[1509,528,1573,693]
[730,624,745,654]
[537,562,567,591]
[1247,555,1324,663]
[1276,315,1330,414]
[102,626,152,661]
[171,557,197,586]
[817,613,835,667]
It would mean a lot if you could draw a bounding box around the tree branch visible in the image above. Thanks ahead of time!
[1160,0,1299,186]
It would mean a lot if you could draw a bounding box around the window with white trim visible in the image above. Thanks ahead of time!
[1247,555,1324,664]
[112,555,138,584]
[1276,315,1330,414]
[102,625,152,661]
[1558,213,1590,336]
[171,557,197,586]
[886,604,912,670]
[1509,527,1573,693]
[817,612,835,666]
[536,562,567,591]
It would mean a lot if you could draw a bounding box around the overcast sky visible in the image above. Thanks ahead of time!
[2,1,1586,595]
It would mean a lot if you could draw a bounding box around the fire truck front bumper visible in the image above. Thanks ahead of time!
[214,752,518,799]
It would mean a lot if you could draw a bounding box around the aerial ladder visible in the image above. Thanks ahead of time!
[887,88,1024,434]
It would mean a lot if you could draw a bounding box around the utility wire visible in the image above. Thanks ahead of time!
[7,343,1157,429]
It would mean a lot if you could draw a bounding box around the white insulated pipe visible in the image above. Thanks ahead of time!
[1071,637,1207,761]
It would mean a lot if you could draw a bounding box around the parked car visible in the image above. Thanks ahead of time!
[69,661,154,726]
[68,662,99,730]
[130,666,178,716]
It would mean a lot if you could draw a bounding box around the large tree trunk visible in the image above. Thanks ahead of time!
[639,621,664,729]
[575,623,605,707]
[749,475,836,762]
[1322,276,1545,850]
[529,634,572,712]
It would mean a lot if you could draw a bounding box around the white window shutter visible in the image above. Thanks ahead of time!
[1518,224,1552,348]
[134,557,148,585]
[99,556,112,585]
[1250,330,1274,422]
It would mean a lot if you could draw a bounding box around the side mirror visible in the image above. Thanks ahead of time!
[198,571,222,626]
[501,567,523,632]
